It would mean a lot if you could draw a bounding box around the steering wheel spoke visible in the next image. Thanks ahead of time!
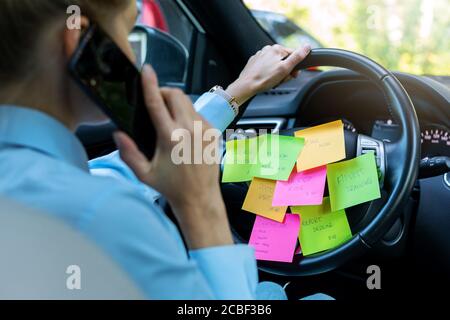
[356,134,386,188]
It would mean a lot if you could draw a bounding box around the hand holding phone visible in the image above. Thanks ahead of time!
[114,65,233,249]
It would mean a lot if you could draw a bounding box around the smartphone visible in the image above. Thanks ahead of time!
[68,24,156,159]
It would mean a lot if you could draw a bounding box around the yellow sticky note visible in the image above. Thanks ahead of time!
[242,178,287,222]
[295,120,346,171]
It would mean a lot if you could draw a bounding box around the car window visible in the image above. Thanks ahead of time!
[136,0,194,87]
[271,20,323,49]
[254,16,273,34]
[137,0,194,50]
[156,0,194,49]
[251,10,323,49]
[245,0,450,76]
[272,20,298,39]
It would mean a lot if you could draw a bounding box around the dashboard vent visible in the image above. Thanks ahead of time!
[262,89,295,96]
[230,118,287,138]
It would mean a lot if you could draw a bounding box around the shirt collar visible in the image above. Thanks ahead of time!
[0,105,89,172]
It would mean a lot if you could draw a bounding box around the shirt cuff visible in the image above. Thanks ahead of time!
[194,92,236,133]
[189,244,258,300]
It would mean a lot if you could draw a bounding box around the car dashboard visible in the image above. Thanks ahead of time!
[240,69,450,166]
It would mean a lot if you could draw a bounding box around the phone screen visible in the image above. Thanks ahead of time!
[69,25,156,159]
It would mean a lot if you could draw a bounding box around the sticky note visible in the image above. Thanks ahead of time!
[291,197,352,256]
[222,135,305,183]
[272,166,327,206]
[254,135,305,181]
[222,138,255,183]
[327,153,381,211]
[242,178,287,222]
[249,214,301,263]
[295,120,346,171]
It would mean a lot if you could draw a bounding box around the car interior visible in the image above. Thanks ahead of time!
[0,197,143,300]
[6,0,447,300]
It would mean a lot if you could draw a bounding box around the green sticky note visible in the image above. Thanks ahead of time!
[222,138,255,183]
[254,135,305,181]
[327,153,381,211]
[222,135,304,183]
[292,197,352,256]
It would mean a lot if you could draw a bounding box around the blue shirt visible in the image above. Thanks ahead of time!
[0,93,258,300]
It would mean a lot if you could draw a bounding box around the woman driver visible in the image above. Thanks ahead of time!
[0,0,310,299]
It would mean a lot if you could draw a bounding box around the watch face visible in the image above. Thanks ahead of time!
[211,85,222,92]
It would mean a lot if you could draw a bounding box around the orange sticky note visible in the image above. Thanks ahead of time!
[242,178,287,222]
[295,120,346,171]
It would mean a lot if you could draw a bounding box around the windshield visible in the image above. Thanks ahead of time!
[245,0,450,76]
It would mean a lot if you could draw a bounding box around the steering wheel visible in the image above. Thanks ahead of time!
[222,49,421,276]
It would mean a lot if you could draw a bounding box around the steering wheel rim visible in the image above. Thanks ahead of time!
[227,48,421,276]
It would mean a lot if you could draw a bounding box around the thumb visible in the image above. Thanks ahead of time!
[283,44,311,70]
[114,131,152,182]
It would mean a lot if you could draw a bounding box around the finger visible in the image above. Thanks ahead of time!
[272,44,290,57]
[114,131,152,181]
[272,44,284,53]
[282,75,294,83]
[159,88,177,118]
[160,88,198,123]
[291,70,301,78]
[141,65,174,135]
[161,88,191,121]
[284,47,295,54]
[281,47,294,57]
[283,44,311,71]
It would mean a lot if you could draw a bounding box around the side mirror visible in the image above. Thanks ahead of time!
[129,25,189,88]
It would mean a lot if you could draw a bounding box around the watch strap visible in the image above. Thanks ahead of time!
[209,86,240,116]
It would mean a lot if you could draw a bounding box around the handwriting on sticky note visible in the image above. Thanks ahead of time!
[222,135,305,183]
[242,178,287,222]
[327,153,381,211]
[272,166,327,206]
[249,214,301,263]
[295,120,346,171]
[291,197,352,256]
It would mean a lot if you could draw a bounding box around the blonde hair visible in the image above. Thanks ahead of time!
[0,0,127,82]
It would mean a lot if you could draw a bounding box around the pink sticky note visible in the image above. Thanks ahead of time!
[249,214,301,263]
[272,166,327,206]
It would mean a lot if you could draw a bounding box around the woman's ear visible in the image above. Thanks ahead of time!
[63,16,90,60]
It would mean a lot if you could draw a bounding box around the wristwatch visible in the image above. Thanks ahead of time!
[209,85,240,116]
